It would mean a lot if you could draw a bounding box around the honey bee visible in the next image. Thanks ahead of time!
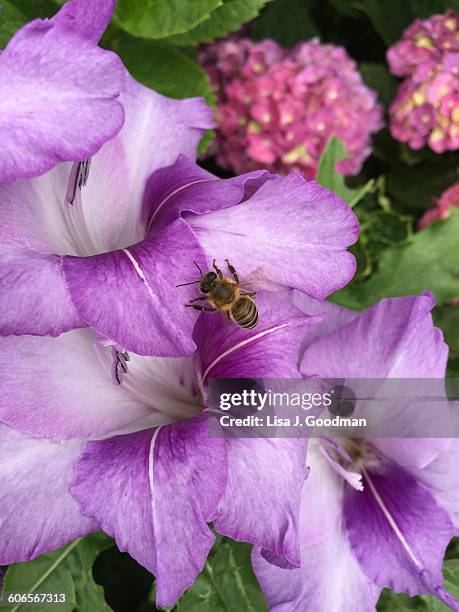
[177,259,258,329]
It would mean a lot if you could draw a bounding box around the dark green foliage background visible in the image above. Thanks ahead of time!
[1,0,458,610]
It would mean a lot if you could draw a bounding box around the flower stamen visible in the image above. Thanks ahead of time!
[112,348,130,385]
[65,159,92,206]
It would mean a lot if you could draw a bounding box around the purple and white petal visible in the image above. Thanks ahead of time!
[62,221,207,356]
[291,290,359,358]
[186,174,359,298]
[344,461,454,599]
[0,165,84,254]
[193,291,321,383]
[71,82,214,253]
[410,437,459,531]
[300,294,450,468]
[299,441,345,547]
[214,437,307,569]
[117,355,201,423]
[71,418,226,607]
[0,330,150,439]
[0,241,82,337]
[144,155,273,235]
[52,0,115,43]
[252,439,380,611]
[300,293,448,379]
[0,87,213,256]
[0,19,124,182]
[253,522,380,612]
[0,424,97,563]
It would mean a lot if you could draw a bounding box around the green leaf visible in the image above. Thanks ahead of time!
[360,209,412,269]
[359,62,398,109]
[444,560,459,598]
[3,533,114,612]
[445,537,459,560]
[434,306,459,359]
[328,0,362,18]
[167,0,271,46]
[331,209,459,310]
[251,0,318,47]
[0,2,25,48]
[113,36,215,106]
[447,358,459,379]
[113,0,222,40]
[169,539,267,612]
[317,137,374,208]
[0,0,56,47]
[386,161,459,212]
[92,546,154,612]
[377,588,420,610]
[408,0,459,18]
[356,0,415,45]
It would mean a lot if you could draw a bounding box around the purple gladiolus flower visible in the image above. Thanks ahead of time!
[0,0,126,182]
[0,1,362,606]
[0,2,359,359]
[0,290,319,606]
[0,149,358,355]
[253,293,459,611]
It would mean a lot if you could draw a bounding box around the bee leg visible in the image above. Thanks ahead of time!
[212,259,223,278]
[225,259,240,285]
[185,304,217,312]
[188,295,207,303]
[241,291,256,298]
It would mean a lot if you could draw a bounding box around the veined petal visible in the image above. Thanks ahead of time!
[300,440,346,547]
[300,293,448,379]
[62,221,207,356]
[52,0,115,43]
[300,294,450,468]
[0,166,82,254]
[0,241,82,337]
[0,85,213,257]
[0,330,150,439]
[344,462,455,599]
[0,424,97,564]
[0,19,124,182]
[214,437,307,569]
[71,418,226,608]
[193,291,321,383]
[251,440,379,611]
[291,290,359,359]
[70,81,214,254]
[144,155,273,235]
[252,523,380,612]
[410,437,459,530]
[186,173,359,298]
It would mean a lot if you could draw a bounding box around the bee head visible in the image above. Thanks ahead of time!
[200,271,218,294]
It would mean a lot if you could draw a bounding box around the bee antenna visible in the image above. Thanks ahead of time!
[176,279,201,288]
[194,260,204,277]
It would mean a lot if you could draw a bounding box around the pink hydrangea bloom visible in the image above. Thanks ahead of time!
[387,12,459,153]
[199,37,383,179]
[418,178,459,228]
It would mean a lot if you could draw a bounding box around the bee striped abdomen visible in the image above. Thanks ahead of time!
[231,297,259,329]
